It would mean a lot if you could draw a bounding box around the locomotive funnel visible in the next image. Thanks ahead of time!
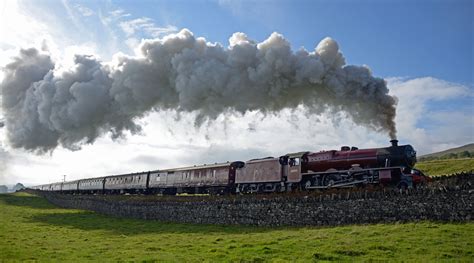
[390,139,399,147]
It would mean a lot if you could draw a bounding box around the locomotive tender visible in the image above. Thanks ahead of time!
[31,140,418,194]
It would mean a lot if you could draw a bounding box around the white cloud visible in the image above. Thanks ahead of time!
[388,77,469,100]
[0,1,56,84]
[61,0,94,39]
[119,18,157,37]
[389,77,473,154]
[0,1,50,46]
[74,4,95,17]
[119,17,177,51]
[100,9,131,28]
[100,9,177,55]
[109,9,131,19]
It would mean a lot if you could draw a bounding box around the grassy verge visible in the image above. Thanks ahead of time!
[0,192,473,262]
[415,158,474,176]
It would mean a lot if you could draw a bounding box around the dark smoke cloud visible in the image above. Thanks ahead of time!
[0,29,397,152]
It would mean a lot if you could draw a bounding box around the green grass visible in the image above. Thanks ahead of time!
[0,193,473,262]
[415,158,474,176]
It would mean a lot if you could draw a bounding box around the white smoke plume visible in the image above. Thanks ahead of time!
[0,29,397,152]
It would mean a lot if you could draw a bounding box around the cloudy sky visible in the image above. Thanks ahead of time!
[0,0,472,185]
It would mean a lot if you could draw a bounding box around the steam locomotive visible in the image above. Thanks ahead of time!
[31,140,418,194]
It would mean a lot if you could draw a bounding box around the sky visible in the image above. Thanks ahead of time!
[0,0,472,185]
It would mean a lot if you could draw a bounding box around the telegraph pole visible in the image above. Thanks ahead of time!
[63,175,66,182]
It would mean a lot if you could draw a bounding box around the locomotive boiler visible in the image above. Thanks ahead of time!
[302,140,416,173]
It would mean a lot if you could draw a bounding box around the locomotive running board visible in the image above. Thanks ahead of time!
[302,166,406,176]
[306,179,368,189]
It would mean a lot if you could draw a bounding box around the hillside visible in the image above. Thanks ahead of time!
[419,143,474,161]
[415,158,474,176]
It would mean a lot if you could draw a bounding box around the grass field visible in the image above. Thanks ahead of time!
[415,158,474,176]
[0,193,473,262]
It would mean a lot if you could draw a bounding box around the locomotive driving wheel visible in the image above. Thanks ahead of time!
[301,176,318,190]
[323,174,339,187]
[302,179,312,190]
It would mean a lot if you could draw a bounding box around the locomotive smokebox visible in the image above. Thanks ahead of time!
[390,139,399,147]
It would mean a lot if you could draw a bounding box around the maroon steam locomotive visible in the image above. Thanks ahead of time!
[272,139,417,192]
[32,140,418,194]
[302,140,416,172]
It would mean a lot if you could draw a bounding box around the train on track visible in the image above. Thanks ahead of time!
[31,140,427,195]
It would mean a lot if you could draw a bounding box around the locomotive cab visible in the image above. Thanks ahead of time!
[280,152,307,183]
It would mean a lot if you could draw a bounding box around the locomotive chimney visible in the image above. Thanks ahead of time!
[390,139,398,147]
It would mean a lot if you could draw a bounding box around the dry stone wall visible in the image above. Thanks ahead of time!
[32,173,473,226]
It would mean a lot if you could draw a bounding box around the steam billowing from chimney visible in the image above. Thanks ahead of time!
[0,29,397,152]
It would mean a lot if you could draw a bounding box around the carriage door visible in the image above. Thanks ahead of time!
[230,161,245,185]
[228,164,237,185]
[287,157,302,183]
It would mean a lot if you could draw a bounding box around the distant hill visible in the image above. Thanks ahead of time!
[419,143,474,161]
